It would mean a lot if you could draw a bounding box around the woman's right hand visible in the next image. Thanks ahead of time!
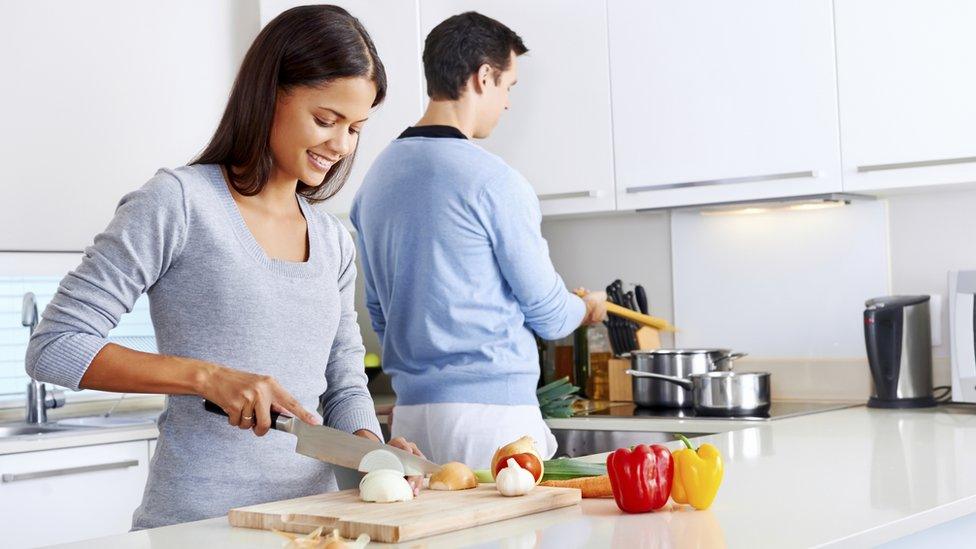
[200,363,321,436]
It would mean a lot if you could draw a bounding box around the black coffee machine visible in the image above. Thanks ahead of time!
[864,295,936,408]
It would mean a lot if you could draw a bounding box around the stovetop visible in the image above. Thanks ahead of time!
[574,400,861,421]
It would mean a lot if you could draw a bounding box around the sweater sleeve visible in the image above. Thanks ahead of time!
[349,211,385,345]
[320,222,383,440]
[477,170,586,341]
[25,171,188,390]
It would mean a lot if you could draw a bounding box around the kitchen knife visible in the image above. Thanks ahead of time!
[202,400,440,475]
[635,285,649,315]
[605,283,623,355]
[623,290,639,351]
[610,283,634,352]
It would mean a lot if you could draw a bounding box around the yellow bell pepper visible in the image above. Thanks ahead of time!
[672,434,723,510]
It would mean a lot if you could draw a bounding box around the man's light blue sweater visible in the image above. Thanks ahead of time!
[350,134,585,406]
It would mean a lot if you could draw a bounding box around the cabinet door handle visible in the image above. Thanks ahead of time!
[537,190,602,201]
[625,170,817,194]
[857,155,976,173]
[2,459,139,483]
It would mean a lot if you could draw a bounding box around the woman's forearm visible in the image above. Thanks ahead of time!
[79,343,215,395]
[79,343,320,434]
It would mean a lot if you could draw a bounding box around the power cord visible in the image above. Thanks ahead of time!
[103,393,127,417]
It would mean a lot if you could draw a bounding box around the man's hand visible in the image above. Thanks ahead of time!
[576,288,608,325]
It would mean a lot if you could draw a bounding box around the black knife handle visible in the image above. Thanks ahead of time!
[203,399,281,427]
[635,285,649,315]
[624,291,637,312]
[605,284,624,355]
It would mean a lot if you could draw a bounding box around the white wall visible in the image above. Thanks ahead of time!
[541,212,675,346]
[671,201,889,358]
[0,0,260,251]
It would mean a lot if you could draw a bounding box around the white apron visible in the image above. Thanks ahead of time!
[391,403,558,470]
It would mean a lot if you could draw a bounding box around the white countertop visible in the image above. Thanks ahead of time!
[47,403,976,548]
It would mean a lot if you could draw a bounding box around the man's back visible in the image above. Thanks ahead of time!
[351,133,583,407]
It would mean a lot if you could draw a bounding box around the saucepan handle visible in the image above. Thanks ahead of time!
[713,352,748,368]
[625,369,694,390]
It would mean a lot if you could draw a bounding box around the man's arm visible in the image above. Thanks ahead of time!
[478,172,604,340]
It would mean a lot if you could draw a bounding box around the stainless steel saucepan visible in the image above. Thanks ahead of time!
[629,349,747,408]
[625,369,771,416]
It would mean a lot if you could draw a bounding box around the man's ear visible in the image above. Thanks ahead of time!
[475,63,494,93]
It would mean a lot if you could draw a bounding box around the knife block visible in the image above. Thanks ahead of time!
[608,326,661,402]
[608,358,633,402]
[635,326,661,350]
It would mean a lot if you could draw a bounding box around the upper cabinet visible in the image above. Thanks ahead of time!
[260,1,425,219]
[608,0,843,210]
[835,0,976,192]
[419,0,617,216]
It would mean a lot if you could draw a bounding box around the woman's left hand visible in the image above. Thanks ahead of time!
[355,430,426,495]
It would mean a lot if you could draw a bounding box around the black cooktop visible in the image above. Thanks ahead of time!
[575,401,860,421]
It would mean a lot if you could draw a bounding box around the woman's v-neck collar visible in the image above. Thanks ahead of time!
[202,164,323,279]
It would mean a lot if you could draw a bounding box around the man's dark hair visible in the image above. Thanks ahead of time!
[423,12,528,101]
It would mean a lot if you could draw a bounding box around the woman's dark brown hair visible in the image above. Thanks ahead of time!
[195,5,386,203]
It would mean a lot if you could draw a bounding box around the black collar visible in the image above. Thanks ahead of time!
[398,125,467,140]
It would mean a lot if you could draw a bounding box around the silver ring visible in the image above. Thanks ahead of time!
[243,415,253,421]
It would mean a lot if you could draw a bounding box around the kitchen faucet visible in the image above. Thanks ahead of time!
[22,292,63,424]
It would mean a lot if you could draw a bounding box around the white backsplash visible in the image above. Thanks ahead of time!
[670,200,889,358]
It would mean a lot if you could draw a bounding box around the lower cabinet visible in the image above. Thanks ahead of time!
[0,440,150,548]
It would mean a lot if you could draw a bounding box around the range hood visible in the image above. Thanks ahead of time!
[637,192,875,215]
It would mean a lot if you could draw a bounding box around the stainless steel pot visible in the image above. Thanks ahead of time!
[629,349,747,408]
[626,370,771,416]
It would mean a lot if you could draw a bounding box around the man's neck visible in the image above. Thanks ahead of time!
[416,99,478,138]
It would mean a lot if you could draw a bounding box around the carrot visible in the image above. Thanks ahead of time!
[540,475,613,498]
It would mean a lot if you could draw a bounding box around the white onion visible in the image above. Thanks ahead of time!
[358,449,404,475]
[359,469,413,503]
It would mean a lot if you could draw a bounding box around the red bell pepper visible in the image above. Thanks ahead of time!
[606,444,674,513]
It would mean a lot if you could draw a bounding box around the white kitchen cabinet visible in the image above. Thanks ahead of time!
[608,0,843,210]
[835,0,976,192]
[260,1,426,219]
[149,438,157,459]
[419,0,617,215]
[0,2,247,251]
[0,441,149,548]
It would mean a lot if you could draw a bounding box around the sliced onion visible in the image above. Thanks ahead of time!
[358,449,404,474]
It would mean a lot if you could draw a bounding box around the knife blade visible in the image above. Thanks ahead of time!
[203,400,440,475]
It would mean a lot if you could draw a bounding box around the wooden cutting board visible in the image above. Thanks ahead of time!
[229,484,581,543]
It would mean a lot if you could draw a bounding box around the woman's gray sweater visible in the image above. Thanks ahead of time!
[25,164,382,529]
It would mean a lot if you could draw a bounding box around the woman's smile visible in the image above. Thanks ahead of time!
[307,150,337,172]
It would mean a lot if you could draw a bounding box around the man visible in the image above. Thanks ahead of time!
[351,12,606,468]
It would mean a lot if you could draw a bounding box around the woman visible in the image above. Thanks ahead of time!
[24,5,421,529]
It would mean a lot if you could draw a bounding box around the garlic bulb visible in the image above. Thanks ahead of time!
[495,458,536,497]
[359,469,414,503]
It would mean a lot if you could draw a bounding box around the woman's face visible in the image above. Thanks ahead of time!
[269,77,377,187]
